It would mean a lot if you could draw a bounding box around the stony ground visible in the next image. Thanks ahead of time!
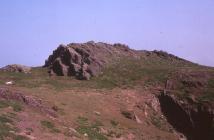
[0,86,180,140]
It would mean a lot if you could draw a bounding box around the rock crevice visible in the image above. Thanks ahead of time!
[158,91,214,140]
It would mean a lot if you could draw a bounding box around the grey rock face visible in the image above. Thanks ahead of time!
[44,41,189,80]
[44,42,139,80]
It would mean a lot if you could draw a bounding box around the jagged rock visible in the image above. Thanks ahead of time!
[1,64,31,74]
[44,41,139,80]
[44,41,193,80]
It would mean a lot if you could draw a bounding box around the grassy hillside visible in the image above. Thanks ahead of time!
[0,55,211,91]
[0,52,214,140]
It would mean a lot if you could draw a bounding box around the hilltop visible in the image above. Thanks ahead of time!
[44,41,191,80]
[0,41,213,140]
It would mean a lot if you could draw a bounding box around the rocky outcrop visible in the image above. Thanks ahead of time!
[44,41,139,80]
[158,91,214,140]
[0,64,31,74]
[44,41,194,80]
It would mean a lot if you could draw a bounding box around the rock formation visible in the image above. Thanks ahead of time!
[45,41,190,80]
[44,41,139,80]
[0,64,31,74]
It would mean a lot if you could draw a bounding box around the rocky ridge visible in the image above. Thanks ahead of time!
[44,41,188,80]
[0,41,213,140]
[44,41,141,80]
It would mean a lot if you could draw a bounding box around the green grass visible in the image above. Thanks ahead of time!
[151,115,162,129]
[13,135,29,140]
[0,67,72,91]
[197,79,214,102]
[0,122,14,140]
[175,89,191,100]
[110,120,119,127]
[11,102,23,112]
[208,79,214,88]
[77,126,107,140]
[0,100,9,108]
[76,117,107,140]
[0,100,23,112]
[0,114,28,140]
[0,56,208,91]
[0,58,173,90]
[40,120,60,133]
[89,58,174,89]
[77,116,88,125]
[0,115,13,124]
[198,89,214,102]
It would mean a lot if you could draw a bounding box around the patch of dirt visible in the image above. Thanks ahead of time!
[0,88,56,117]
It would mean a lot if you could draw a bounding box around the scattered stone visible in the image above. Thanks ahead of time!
[18,132,36,140]
[64,127,80,138]
[134,113,142,124]
[9,131,16,134]
[5,81,14,85]
[84,133,88,137]
[69,127,78,133]
[179,134,187,140]
[94,111,101,116]
[145,95,160,112]
[5,122,13,127]
[100,127,108,135]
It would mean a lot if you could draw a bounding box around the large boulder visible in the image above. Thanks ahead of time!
[44,41,139,80]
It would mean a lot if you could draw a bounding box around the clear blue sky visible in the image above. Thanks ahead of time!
[0,0,214,67]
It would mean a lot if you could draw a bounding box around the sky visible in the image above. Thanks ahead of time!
[0,0,214,67]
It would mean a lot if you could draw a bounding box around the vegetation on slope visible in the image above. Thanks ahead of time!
[0,52,213,102]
